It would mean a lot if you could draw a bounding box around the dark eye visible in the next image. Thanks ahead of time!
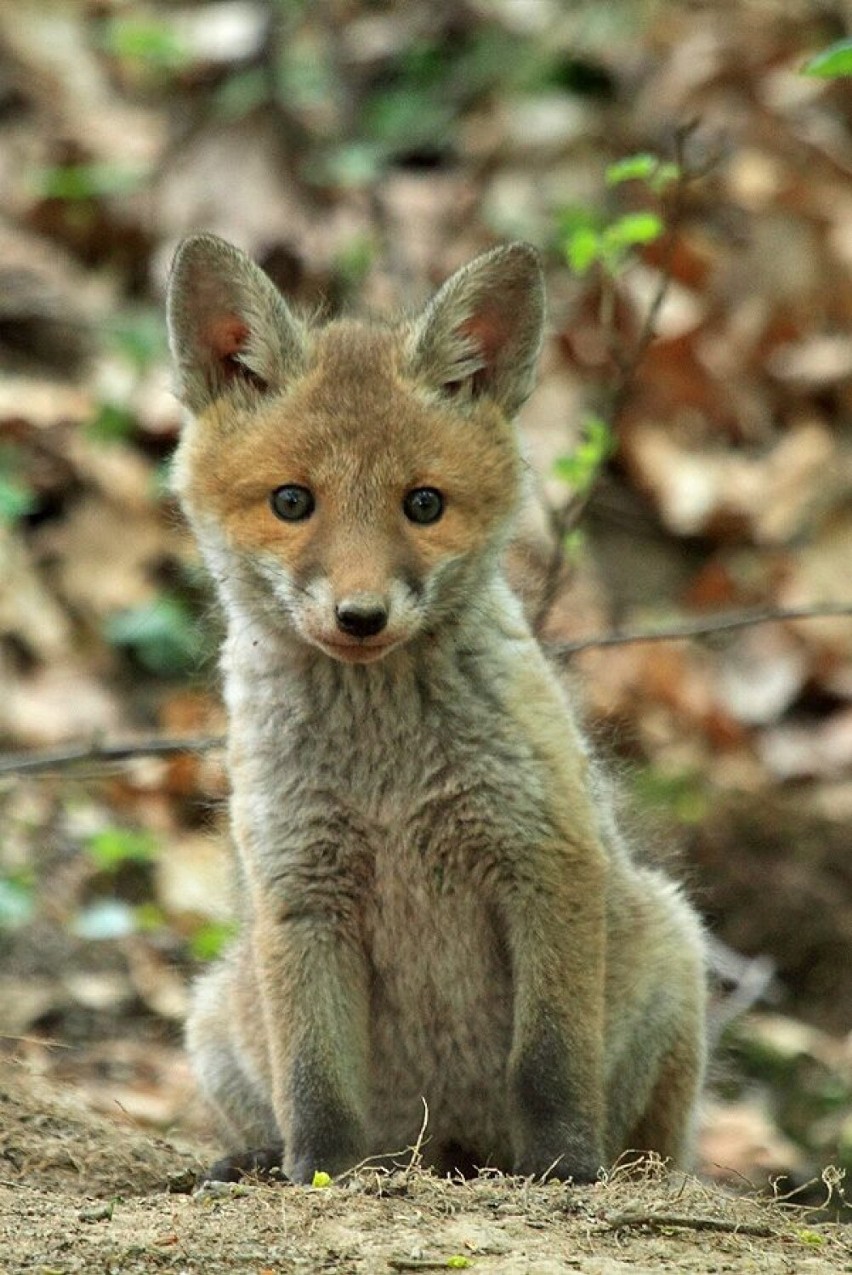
[270,485,315,522]
[403,487,444,525]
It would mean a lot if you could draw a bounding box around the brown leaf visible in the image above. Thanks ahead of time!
[626,420,835,542]
[1,661,123,747]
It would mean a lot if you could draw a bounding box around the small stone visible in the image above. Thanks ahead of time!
[78,1201,113,1223]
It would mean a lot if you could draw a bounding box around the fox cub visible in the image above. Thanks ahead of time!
[167,235,706,1184]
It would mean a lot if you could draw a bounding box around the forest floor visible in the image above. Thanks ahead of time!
[1,1059,849,1275]
[2,2,852,1269]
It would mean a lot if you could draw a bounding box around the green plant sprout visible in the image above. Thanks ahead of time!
[542,148,688,592]
[802,39,852,77]
[561,151,678,278]
[33,163,147,203]
[100,15,189,74]
[189,920,238,962]
[85,827,158,871]
[553,414,613,493]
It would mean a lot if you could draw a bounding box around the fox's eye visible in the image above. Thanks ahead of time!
[403,487,444,525]
[270,485,315,522]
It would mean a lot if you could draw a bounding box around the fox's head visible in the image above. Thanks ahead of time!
[167,236,544,664]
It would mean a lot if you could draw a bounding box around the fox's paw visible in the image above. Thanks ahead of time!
[200,1143,286,1185]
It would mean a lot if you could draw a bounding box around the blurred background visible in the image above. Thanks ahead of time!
[0,0,851,1198]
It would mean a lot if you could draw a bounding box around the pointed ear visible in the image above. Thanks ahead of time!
[410,243,545,418]
[166,234,306,413]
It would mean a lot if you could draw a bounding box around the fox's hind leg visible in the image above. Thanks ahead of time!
[604,872,706,1168]
[624,1020,704,1166]
[186,947,283,1180]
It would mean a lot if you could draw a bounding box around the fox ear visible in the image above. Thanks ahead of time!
[410,243,545,417]
[167,234,306,413]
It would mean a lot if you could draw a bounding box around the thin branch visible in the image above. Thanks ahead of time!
[0,734,224,776]
[601,1209,773,1238]
[547,602,852,660]
[387,1261,467,1273]
[0,603,849,777]
[532,481,595,635]
[534,122,705,635]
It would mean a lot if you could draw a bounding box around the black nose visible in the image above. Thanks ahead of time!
[335,601,388,638]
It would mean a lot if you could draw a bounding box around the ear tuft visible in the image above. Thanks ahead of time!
[410,243,545,417]
[167,234,306,413]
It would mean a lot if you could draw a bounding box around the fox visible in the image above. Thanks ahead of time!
[166,233,706,1186]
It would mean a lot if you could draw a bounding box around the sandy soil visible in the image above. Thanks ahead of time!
[1,1059,848,1275]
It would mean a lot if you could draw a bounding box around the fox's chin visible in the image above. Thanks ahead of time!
[310,636,404,665]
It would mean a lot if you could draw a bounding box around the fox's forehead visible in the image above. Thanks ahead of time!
[308,318,406,374]
[295,319,410,417]
[266,319,431,470]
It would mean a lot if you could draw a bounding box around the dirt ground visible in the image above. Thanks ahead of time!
[1,1059,848,1275]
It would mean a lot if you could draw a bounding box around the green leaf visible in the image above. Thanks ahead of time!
[214,68,269,120]
[86,827,158,871]
[311,1170,332,1188]
[105,308,167,372]
[334,236,376,288]
[276,33,336,113]
[101,17,188,71]
[0,877,35,930]
[606,154,680,194]
[0,444,35,516]
[605,153,658,185]
[583,414,613,456]
[604,211,664,249]
[104,595,206,677]
[556,205,599,237]
[795,1229,825,1246]
[553,414,613,491]
[802,39,852,78]
[562,528,586,564]
[84,403,137,445]
[189,920,237,962]
[564,226,601,274]
[0,474,36,524]
[313,142,385,189]
[447,1259,471,1270]
[33,163,147,202]
[361,86,454,151]
[134,903,166,933]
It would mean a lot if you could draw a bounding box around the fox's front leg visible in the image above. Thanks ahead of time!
[504,852,607,1183]
[251,897,370,1184]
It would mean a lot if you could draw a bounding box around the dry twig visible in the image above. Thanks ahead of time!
[0,734,224,776]
[547,601,852,660]
[601,1209,773,1237]
[387,1261,466,1272]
